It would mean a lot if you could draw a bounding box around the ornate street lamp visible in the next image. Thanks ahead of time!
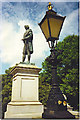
[38,2,66,46]
[38,2,75,119]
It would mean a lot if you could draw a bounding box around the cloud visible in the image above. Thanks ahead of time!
[0,21,23,65]
[0,19,49,67]
[31,31,49,65]
[59,9,78,41]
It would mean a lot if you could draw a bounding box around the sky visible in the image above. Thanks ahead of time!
[0,0,79,74]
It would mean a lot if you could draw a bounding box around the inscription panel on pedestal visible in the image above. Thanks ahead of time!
[21,78,38,101]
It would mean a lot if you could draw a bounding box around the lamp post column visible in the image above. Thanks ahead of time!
[46,41,67,111]
[42,41,75,118]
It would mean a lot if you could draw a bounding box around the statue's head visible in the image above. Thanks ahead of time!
[24,25,29,30]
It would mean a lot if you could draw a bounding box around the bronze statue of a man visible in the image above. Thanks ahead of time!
[22,25,33,63]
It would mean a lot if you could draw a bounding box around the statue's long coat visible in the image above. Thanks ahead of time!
[23,29,33,55]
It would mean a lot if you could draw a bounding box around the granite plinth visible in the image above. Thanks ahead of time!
[5,63,44,118]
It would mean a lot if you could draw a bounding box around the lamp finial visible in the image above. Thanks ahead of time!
[48,2,53,10]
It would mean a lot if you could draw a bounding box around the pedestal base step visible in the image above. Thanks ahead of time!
[5,113,42,118]
[5,101,44,118]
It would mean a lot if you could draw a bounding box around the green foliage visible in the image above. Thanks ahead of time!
[39,35,79,110]
[56,35,79,96]
[39,72,51,106]
[2,67,13,118]
[39,60,52,106]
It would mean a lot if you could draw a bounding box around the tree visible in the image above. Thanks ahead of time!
[1,67,13,118]
[39,35,79,110]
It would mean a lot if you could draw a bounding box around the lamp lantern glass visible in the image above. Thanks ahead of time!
[39,10,66,42]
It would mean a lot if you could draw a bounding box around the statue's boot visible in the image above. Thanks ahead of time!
[22,55,26,62]
[28,54,31,63]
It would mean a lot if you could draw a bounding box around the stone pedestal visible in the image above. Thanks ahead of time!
[5,63,44,118]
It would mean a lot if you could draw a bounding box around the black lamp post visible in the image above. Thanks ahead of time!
[38,2,75,119]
